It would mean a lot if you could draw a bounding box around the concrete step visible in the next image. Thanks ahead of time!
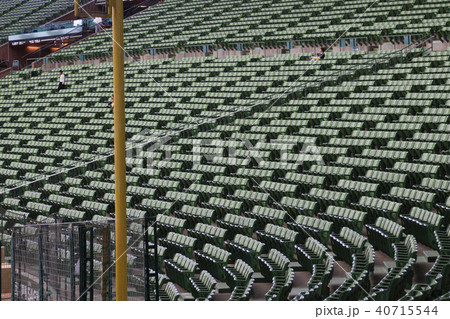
[422,250,439,263]
[383,261,397,271]
[289,261,304,271]
[374,265,389,276]
[289,287,308,298]
[252,272,267,283]
[216,282,232,293]
[416,256,428,263]
[329,276,347,293]
[180,292,195,301]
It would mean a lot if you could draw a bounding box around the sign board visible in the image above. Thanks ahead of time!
[9,27,83,46]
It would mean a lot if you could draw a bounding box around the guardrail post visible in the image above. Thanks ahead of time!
[10,233,15,301]
[38,234,43,301]
[69,229,75,301]
[78,225,87,301]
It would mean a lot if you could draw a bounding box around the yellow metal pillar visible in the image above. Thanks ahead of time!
[112,0,127,301]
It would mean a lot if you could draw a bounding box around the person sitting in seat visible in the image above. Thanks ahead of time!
[106,94,114,113]
[311,47,326,61]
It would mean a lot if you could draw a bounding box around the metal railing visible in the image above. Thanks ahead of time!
[44,32,439,66]
[9,218,158,301]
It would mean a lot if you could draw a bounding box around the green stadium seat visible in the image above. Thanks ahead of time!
[415,178,449,203]
[366,217,405,257]
[194,243,231,281]
[136,199,174,216]
[165,253,198,292]
[331,179,379,201]
[217,214,256,240]
[400,208,444,249]
[280,173,325,193]
[156,214,186,237]
[368,258,415,301]
[279,196,317,217]
[351,196,402,223]
[308,165,354,185]
[3,209,29,226]
[243,205,286,230]
[303,188,348,210]
[393,234,418,267]
[159,232,196,258]
[295,238,328,273]
[256,224,297,260]
[225,234,265,270]
[189,270,217,301]
[77,200,110,218]
[25,201,54,217]
[287,215,332,245]
[159,282,182,301]
[361,170,408,193]
[318,206,366,233]
[258,249,291,281]
[383,187,435,214]
[57,208,86,222]
[265,267,294,301]
[203,197,243,219]
[161,191,199,209]
[224,259,254,301]
[331,227,368,265]
[174,205,215,227]
[187,223,227,250]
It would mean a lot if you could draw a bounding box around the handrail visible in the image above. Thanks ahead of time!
[0,67,12,78]
[20,26,89,62]
[44,32,434,65]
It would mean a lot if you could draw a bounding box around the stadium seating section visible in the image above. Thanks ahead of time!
[51,0,450,61]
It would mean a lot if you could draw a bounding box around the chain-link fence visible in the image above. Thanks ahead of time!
[10,218,158,301]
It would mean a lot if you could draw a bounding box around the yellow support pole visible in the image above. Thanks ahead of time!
[112,0,127,301]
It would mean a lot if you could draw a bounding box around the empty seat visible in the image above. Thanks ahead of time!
[174,205,215,227]
[194,243,230,281]
[318,206,366,233]
[225,234,265,270]
[187,223,227,249]
[393,234,418,267]
[224,259,254,301]
[258,249,290,281]
[217,214,256,239]
[304,188,348,210]
[400,208,443,249]
[279,196,317,217]
[159,232,196,259]
[352,196,402,223]
[189,270,217,301]
[256,224,297,260]
[366,217,405,257]
[331,227,368,265]
[383,187,435,214]
[244,205,286,230]
[295,238,328,272]
[287,215,332,245]
[165,253,197,292]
